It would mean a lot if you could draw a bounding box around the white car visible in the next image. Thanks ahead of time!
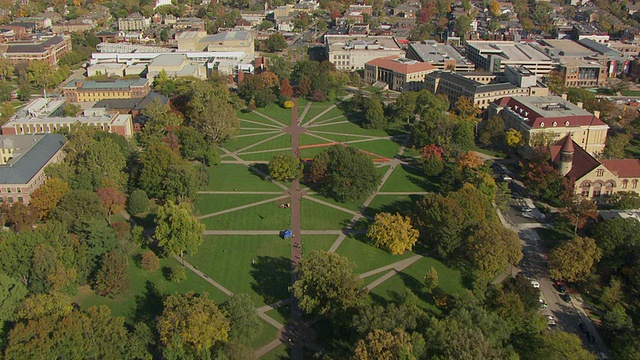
[531,280,540,288]
[547,315,557,326]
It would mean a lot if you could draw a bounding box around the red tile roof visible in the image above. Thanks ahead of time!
[365,56,437,75]
[602,159,640,178]
[550,135,600,182]
[498,96,607,128]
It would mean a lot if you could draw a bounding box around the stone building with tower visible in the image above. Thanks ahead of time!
[551,134,640,199]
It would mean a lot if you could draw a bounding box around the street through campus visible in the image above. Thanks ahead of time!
[498,171,608,356]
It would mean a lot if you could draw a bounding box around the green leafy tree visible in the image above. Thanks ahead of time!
[268,153,302,181]
[155,200,204,258]
[139,98,183,147]
[592,218,640,269]
[466,223,523,281]
[312,145,379,202]
[424,267,439,292]
[530,331,596,360]
[479,116,505,147]
[157,292,230,358]
[291,250,367,318]
[549,237,602,283]
[367,212,419,255]
[355,329,414,360]
[0,273,28,324]
[93,250,128,298]
[454,14,473,35]
[505,128,524,147]
[423,154,444,177]
[363,97,386,129]
[258,20,274,30]
[127,189,149,215]
[186,82,239,144]
[268,56,291,80]
[222,293,263,345]
[140,250,160,272]
[264,33,287,52]
[30,178,69,219]
[52,190,104,231]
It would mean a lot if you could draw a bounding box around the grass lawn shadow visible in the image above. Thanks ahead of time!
[250,255,291,305]
[132,280,164,326]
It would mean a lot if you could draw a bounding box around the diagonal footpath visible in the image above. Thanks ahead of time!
[175,255,233,296]
[236,130,281,138]
[364,255,423,291]
[252,110,287,127]
[238,118,282,129]
[303,195,362,216]
[359,254,423,279]
[303,104,337,126]
[236,132,286,153]
[197,195,289,220]
[298,101,312,123]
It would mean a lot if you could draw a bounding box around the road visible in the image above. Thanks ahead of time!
[494,160,608,357]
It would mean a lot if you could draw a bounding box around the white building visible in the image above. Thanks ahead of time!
[325,35,404,71]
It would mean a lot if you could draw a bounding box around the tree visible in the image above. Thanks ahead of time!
[392,91,418,123]
[52,190,104,231]
[258,20,274,30]
[291,250,367,318]
[139,98,183,147]
[565,197,597,234]
[466,223,522,280]
[268,153,302,181]
[355,329,414,360]
[505,128,524,147]
[62,103,81,117]
[93,250,128,298]
[222,293,262,344]
[479,116,505,147]
[154,200,204,259]
[140,250,160,272]
[367,212,419,255]
[489,0,501,17]
[157,292,230,357]
[592,218,640,269]
[546,70,567,95]
[363,98,386,129]
[160,28,169,42]
[455,96,481,122]
[423,154,444,177]
[177,127,219,165]
[297,76,311,97]
[269,56,291,81]
[531,331,597,360]
[312,145,379,202]
[127,189,149,215]
[264,33,287,52]
[29,178,69,219]
[0,273,28,324]
[549,237,602,283]
[96,187,126,225]
[604,132,632,159]
[454,14,473,36]
[424,267,439,292]
[78,137,129,189]
[17,292,73,320]
[279,78,293,98]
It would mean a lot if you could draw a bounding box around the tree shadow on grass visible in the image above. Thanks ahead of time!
[132,280,164,326]
[396,272,434,306]
[248,164,269,180]
[400,164,440,193]
[250,256,291,305]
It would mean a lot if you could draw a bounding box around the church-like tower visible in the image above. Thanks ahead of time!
[559,134,574,177]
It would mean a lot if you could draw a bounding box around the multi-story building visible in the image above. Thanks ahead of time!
[61,78,151,102]
[348,4,373,15]
[147,54,208,80]
[325,35,404,71]
[425,66,548,110]
[2,109,133,138]
[406,40,475,72]
[364,56,436,91]
[117,13,150,31]
[51,19,95,34]
[572,24,610,44]
[557,57,607,88]
[1,36,72,65]
[552,134,640,200]
[490,95,609,156]
[176,31,255,56]
[465,41,556,75]
[0,134,66,204]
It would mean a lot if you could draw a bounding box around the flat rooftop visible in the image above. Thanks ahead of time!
[466,41,553,62]
[408,41,472,64]
[537,39,595,57]
[202,31,252,42]
[514,95,592,117]
[62,77,149,90]
[326,35,401,51]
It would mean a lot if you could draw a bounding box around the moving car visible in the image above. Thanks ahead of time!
[560,293,572,303]
[531,280,540,289]
[547,315,557,326]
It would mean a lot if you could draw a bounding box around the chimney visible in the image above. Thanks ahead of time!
[593,110,601,118]
[577,101,583,108]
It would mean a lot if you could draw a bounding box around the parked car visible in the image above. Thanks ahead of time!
[520,206,533,212]
[560,293,572,303]
[556,281,566,293]
[531,280,540,289]
[547,315,557,326]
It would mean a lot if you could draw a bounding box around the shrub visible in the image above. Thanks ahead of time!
[168,266,187,283]
[283,100,294,109]
[127,189,149,215]
[140,250,160,272]
[312,89,326,102]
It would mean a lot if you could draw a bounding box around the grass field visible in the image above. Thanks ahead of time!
[201,201,291,230]
[620,90,640,96]
[195,194,279,216]
[205,164,281,192]
[379,164,439,193]
[300,198,355,230]
[335,236,415,274]
[186,235,291,307]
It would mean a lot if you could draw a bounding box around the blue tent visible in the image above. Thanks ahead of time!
[283,229,292,238]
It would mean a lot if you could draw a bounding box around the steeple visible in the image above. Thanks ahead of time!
[559,133,574,177]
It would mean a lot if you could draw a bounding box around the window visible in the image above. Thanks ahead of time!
[634,180,638,189]
[593,190,601,197]
[597,169,604,176]
[581,190,590,197]
[623,180,628,189]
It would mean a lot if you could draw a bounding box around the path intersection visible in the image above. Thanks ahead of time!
[183,99,436,358]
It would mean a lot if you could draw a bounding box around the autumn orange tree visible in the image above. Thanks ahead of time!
[97,187,126,225]
[30,178,69,219]
[367,212,419,255]
[355,329,414,360]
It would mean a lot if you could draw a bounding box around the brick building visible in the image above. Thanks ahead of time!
[61,78,151,102]
[1,36,72,65]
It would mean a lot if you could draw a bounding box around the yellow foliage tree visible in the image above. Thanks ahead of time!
[489,0,501,17]
[456,151,483,172]
[367,212,419,255]
[505,128,524,148]
[30,178,69,219]
[355,329,413,360]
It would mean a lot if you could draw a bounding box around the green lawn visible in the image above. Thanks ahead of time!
[301,102,334,124]
[472,145,507,159]
[194,194,281,216]
[238,133,291,153]
[223,132,284,153]
[262,343,289,360]
[303,192,364,213]
[312,106,345,123]
[362,194,418,218]
[351,139,402,159]
[298,133,335,146]
[186,235,291,307]
[204,164,282,192]
[253,320,280,349]
[312,122,387,137]
[201,201,291,230]
[335,236,415,274]
[75,249,228,324]
[255,103,294,125]
[300,235,338,253]
[620,90,640,96]
[238,128,281,135]
[379,164,438,193]
[300,198,355,230]
[369,256,465,310]
[239,150,292,162]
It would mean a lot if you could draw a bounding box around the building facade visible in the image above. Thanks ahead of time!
[176,31,255,56]
[0,134,66,204]
[406,41,475,72]
[557,57,607,88]
[325,35,404,71]
[61,78,151,102]
[465,41,556,75]
[117,13,150,31]
[2,111,133,138]
[552,135,640,200]
[490,95,609,156]
[364,56,436,91]
[2,36,71,65]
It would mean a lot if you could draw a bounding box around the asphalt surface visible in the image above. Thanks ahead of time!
[494,161,608,357]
